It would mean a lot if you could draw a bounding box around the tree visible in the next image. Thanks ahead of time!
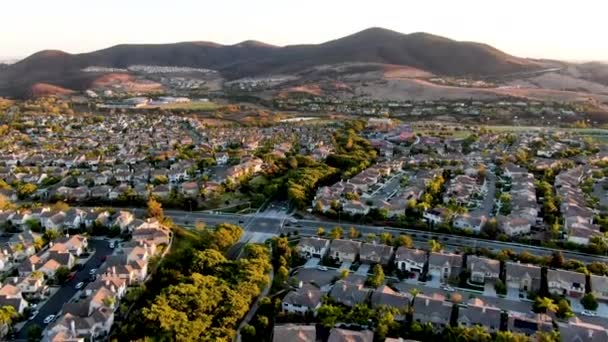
[210,224,244,251]
[535,297,558,314]
[317,227,325,237]
[481,218,498,239]
[317,304,343,327]
[43,229,60,243]
[379,232,392,245]
[346,303,373,325]
[549,251,565,268]
[348,227,360,239]
[556,298,574,319]
[328,226,343,240]
[395,234,413,248]
[365,233,376,243]
[17,183,37,200]
[581,293,599,311]
[340,269,349,279]
[55,266,70,284]
[494,279,507,295]
[428,239,442,252]
[495,331,529,342]
[147,197,164,220]
[241,324,256,338]
[367,264,385,288]
[26,324,42,342]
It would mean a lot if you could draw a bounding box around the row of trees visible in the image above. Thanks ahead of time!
[114,221,271,341]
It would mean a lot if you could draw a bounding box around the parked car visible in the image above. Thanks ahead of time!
[75,282,84,290]
[28,310,39,321]
[441,285,455,292]
[43,315,56,324]
[109,241,115,248]
[89,268,97,275]
[317,266,328,271]
[581,310,596,317]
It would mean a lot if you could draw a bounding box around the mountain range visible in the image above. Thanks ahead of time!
[6,27,608,101]
[0,28,552,98]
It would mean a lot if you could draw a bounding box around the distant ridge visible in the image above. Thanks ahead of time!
[0,27,541,97]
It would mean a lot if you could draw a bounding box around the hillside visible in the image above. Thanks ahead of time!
[0,28,541,97]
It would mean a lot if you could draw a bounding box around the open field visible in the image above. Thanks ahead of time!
[155,101,220,111]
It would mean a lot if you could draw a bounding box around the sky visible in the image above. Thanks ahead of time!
[2,0,607,62]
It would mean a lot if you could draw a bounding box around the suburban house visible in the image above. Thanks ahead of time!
[423,208,450,225]
[467,256,500,284]
[370,285,411,318]
[453,214,487,233]
[412,293,453,329]
[10,275,45,296]
[50,235,88,256]
[296,237,329,259]
[547,269,586,298]
[282,283,322,315]
[507,312,553,336]
[328,328,373,342]
[590,275,608,301]
[558,318,608,342]
[428,252,463,283]
[458,298,501,332]
[0,284,29,314]
[394,247,427,274]
[328,239,362,263]
[505,262,541,294]
[329,280,370,307]
[359,242,393,266]
[272,324,316,342]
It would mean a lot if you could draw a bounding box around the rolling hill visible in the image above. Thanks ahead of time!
[0,27,542,97]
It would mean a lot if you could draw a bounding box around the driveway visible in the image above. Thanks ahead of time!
[304,257,320,269]
[484,283,497,297]
[356,264,370,276]
[339,262,352,271]
[16,239,114,339]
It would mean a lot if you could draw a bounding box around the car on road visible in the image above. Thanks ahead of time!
[75,282,84,289]
[317,266,328,271]
[28,310,39,321]
[581,310,596,317]
[43,315,56,324]
[441,285,455,292]
[109,241,115,248]
[89,268,97,275]
[67,272,77,281]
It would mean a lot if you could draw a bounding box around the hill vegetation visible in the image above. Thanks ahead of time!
[0,27,540,97]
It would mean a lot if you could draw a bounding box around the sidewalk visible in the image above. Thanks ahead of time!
[236,269,274,342]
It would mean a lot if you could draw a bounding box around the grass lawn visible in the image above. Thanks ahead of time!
[156,101,220,111]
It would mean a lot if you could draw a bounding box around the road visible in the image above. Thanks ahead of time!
[15,239,114,340]
[75,206,608,264]
[149,209,608,264]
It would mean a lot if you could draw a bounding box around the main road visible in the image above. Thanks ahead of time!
[107,207,608,265]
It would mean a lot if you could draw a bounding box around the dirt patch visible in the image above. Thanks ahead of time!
[282,84,322,96]
[91,73,163,92]
[30,83,74,97]
[383,64,434,79]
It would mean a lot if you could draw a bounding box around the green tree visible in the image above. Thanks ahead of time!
[555,298,574,319]
[379,232,392,245]
[346,303,373,325]
[367,264,385,288]
[147,198,164,220]
[317,227,325,237]
[54,266,70,284]
[348,227,360,239]
[26,324,42,342]
[581,293,599,311]
[17,183,37,200]
[328,226,343,240]
[428,239,442,252]
[395,234,413,248]
[365,233,376,243]
[535,297,558,314]
[317,304,343,327]
[495,331,530,342]
[241,324,256,338]
[340,269,349,279]
[210,223,244,251]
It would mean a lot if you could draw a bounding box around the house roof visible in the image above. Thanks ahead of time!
[370,285,410,310]
[329,280,370,307]
[328,328,373,342]
[297,237,329,250]
[467,255,500,275]
[559,318,608,342]
[329,239,362,255]
[273,324,316,342]
[506,262,541,281]
[547,269,586,285]
[360,242,393,261]
[394,247,427,264]
[458,299,501,329]
[429,252,462,269]
[283,283,321,309]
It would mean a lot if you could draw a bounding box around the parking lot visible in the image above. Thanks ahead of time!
[16,238,114,339]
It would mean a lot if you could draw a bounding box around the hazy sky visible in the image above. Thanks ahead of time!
[2,0,607,61]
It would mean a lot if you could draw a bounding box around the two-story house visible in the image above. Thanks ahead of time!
[296,237,330,259]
